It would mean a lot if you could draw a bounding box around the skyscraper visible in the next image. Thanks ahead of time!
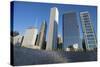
[36,20,47,49]
[46,7,59,50]
[57,34,63,50]
[21,27,39,49]
[80,11,97,50]
[62,12,81,50]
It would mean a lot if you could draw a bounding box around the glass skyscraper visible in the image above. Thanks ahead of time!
[80,11,97,50]
[62,12,81,50]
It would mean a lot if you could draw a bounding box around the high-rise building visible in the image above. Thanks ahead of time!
[80,11,97,50]
[57,34,62,44]
[57,34,62,50]
[21,27,39,49]
[35,20,47,49]
[46,7,59,50]
[62,12,81,50]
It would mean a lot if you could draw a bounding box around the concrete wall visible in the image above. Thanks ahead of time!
[21,28,38,49]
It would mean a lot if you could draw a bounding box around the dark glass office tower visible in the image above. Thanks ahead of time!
[62,12,81,50]
[80,11,97,50]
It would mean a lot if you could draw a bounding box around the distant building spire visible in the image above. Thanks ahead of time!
[34,17,38,28]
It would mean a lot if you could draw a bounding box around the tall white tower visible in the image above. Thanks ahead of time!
[46,7,59,50]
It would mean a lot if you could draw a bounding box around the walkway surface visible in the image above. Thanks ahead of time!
[12,46,97,66]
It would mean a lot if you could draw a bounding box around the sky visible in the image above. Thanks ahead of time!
[12,1,97,40]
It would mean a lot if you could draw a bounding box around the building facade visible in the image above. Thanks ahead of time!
[80,11,97,50]
[36,20,47,49]
[21,27,39,49]
[46,7,59,50]
[57,34,63,50]
[62,12,81,50]
[13,35,23,46]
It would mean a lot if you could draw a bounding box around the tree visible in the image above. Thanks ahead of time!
[82,39,86,51]
[11,31,19,37]
[68,45,74,51]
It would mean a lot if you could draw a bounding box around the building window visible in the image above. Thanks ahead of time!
[88,44,96,48]
[88,40,95,44]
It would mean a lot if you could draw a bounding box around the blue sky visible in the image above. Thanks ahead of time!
[12,1,97,40]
